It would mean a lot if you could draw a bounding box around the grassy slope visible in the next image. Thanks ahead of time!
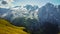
[59,33,60,34]
[0,18,29,34]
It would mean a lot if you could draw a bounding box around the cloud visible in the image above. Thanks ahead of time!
[0,0,14,8]
[4,0,14,3]
[1,1,7,5]
[4,0,14,7]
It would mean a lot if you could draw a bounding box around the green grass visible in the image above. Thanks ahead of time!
[59,33,60,34]
[0,18,29,34]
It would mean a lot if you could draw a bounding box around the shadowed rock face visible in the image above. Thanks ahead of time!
[38,3,60,34]
[38,3,57,22]
[38,3,60,28]
[40,21,59,34]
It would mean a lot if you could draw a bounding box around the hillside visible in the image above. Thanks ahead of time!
[0,18,29,34]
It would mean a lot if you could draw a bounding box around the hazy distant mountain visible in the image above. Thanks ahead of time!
[0,8,12,18]
[0,8,11,15]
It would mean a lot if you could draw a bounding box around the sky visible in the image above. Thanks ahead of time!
[0,0,60,8]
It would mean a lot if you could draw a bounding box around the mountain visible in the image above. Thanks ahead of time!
[38,3,60,30]
[0,8,11,16]
[0,8,15,22]
[0,5,38,22]
[0,8,12,14]
[0,7,28,21]
[0,18,29,34]
[58,5,60,9]
[0,8,12,20]
[24,5,39,12]
[38,3,56,22]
